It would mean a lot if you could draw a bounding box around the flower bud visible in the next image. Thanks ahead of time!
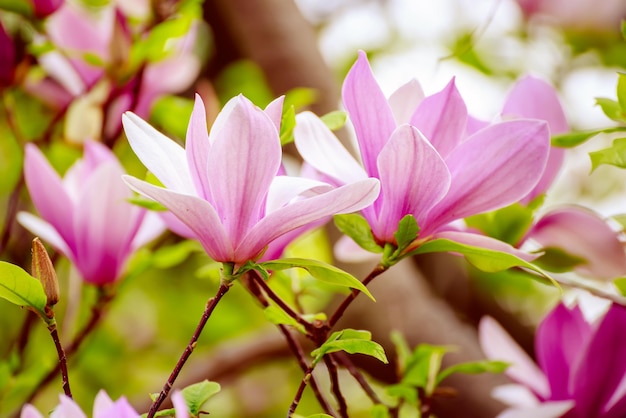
[31,237,60,306]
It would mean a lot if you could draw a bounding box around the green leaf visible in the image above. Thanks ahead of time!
[284,87,318,111]
[320,111,347,131]
[393,215,419,253]
[465,203,535,246]
[334,213,383,254]
[0,262,47,320]
[614,277,626,296]
[390,330,412,374]
[552,130,603,148]
[532,247,586,273]
[311,329,388,364]
[590,137,626,171]
[370,404,391,418]
[386,383,418,404]
[409,238,553,284]
[82,52,105,67]
[152,240,203,269]
[264,305,306,334]
[596,98,626,122]
[618,73,626,111]
[181,380,221,415]
[437,360,509,385]
[150,95,195,140]
[402,344,451,396]
[280,105,296,146]
[261,258,375,301]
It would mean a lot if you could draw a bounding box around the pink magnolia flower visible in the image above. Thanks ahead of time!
[30,0,63,18]
[480,302,626,418]
[524,207,626,280]
[0,22,15,88]
[21,390,141,418]
[18,141,163,285]
[294,51,550,252]
[515,0,626,32]
[122,94,380,264]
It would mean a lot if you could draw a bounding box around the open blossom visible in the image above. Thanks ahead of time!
[18,141,163,285]
[122,94,380,264]
[480,302,626,418]
[21,390,141,418]
[294,51,549,253]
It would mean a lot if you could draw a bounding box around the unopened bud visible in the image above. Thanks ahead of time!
[32,238,60,306]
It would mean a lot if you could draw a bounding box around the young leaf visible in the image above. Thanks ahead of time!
[596,98,625,122]
[408,238,555,285]
[615,278,626,296]
[320,110,347,131]
[264,305,306,334]
[370,404,391,418]
[617,73,626,111]
[280,105,296,146]
[465,203,535,246]
[181,380,221,415]
[260,258,375,301]
[437,360,509,385]
[393,214,419,253]
[311,329,388,364]
[402,344,451,396]
[590,137,626,171]
[334,213,383,253]
[390,330,412,374]
[552,129,604,148]
[0,262,47,320]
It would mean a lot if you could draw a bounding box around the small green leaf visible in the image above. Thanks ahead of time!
[334,213,383,254]
[402,344,451,396]
[150,95,195,140]
[393,215,419,253]
[82,52,105,67]
[614,277,626,296]
[284,87,318,111]
[409,238,555,285]
[390,330,412,374]
[369,404,391,418]
[261,258,375,301]
[127,196,168,211]
[596,98,626,122]
[532,247,586,273]
[590,137,626,171]
[552,130,603,148]
[386,383,418,404]
[311,329,388,364]
[0,262,47,320]
[465,203,535,246]
[181,380,221,415]
[320,111,347,131]
[280,105,296,146]
[437,360,509,384]
[617,73,626,111]
[264,305,306,334]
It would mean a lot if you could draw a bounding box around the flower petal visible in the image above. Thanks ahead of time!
[266,175,334,214]
[570,303,626,416]
[122,112,195,195]
[185,94,212,199]
[374,125,450,242]
[264,96,285,131]
[409,78,468,159]
[207,95,281,244]
[17,213,72,258]
[479,316,550,398]
[238,178,380,262]
[123,176,233,262]
[492,384,541,408]
[496,401,575,418]
[73,163,142,284]
[526,207,626,279]
[294,111,367,184]
[387,78,424,125]
[20,404,45,418]
[342,51,397,177]
[535,303,592,400]
[23,144,76,248]
[172,390,189,418]
[426,119,549,231]
[434,230,538,262]
[51,395,86,418]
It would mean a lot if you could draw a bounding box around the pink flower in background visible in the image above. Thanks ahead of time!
[21,390,141,418]
[122,94,380,264]
[18,141,163,286]
[295,51,550,253]
[0,22,15,88]
[480,302,626,418]
[515,0,626,32]
[30,0,63,18]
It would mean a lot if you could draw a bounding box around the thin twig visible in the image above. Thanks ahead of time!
[288,365,314,417]
[324,355,347,418]
[332,352,382,405]
[147,280,232,418]
[47,323,72,398]
[328,264,387,328]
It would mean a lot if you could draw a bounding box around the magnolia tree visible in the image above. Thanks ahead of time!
[1,0,626,417]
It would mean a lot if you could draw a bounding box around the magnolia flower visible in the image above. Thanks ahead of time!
[479,302,626,418]
[0,22,15,88]
[523,207,626,279]
[21,390,141,418]
[18,141,163,285]
[122,94,380,264]
[30,0,64,18]
[294,51,549,252]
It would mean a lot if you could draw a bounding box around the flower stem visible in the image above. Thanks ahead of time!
[147,280,231,418]
[288,366,314,417]
[328,263,388,328]
[47,322,72,398]
[332,352,382,405]
[324,355,348,418]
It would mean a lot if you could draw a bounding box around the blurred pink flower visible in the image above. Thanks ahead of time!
[295,51,550,253]
[30,0,63,18]
[0,22,15,88]
[18,141,163,285]
[21,390,140,418]
[480,302,626,418]
[122,94,380,264]
[515,0,626,32]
